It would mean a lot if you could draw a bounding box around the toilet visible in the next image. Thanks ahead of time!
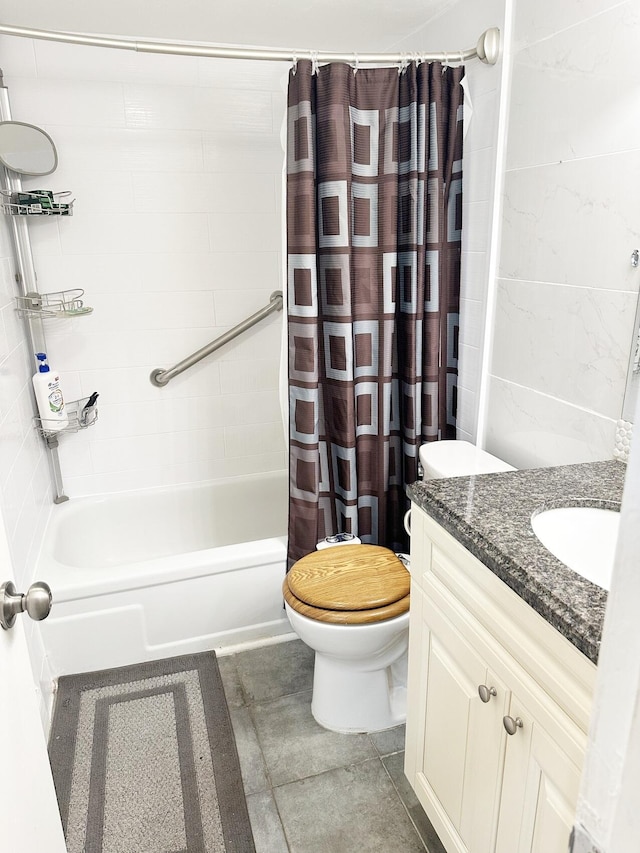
[284,439,515,734]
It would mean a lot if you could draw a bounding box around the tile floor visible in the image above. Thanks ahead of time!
[218,638,447,853]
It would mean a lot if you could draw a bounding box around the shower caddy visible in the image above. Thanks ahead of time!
[0,78,97,503]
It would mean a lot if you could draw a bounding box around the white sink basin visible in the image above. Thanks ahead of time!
[531,506,620,590]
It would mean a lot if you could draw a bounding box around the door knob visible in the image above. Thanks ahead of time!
[0,581,52,630]
[503,715,524,736]
[478,684,497,703]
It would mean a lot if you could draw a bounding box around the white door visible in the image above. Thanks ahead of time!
[0,508,67,852]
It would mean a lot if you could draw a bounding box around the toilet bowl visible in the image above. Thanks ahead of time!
[283,544,410,733]
[284,441,515,734]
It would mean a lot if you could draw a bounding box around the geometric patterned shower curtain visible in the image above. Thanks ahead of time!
[286,59,464,567]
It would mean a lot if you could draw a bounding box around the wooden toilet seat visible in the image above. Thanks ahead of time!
[283,544,410,625]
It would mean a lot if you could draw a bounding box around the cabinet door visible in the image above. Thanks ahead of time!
[495,695,583,853]
[409,587,509,853]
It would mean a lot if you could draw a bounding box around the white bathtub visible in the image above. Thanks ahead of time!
[37,471,291,677]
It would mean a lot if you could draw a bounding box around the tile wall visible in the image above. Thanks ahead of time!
[0,160,53,724]
[484,0,640,468]
[391,0,508,442]
[0,34,289,497]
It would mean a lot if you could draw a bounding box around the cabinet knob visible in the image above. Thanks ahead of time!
[478,684,497,703]
[503,715,524,736]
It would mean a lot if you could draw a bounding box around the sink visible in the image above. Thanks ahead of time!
[530,506,620,590]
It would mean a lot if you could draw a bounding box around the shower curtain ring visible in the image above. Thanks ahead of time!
[352,53,359,73]
[311,50,319,75]
[292,53,298,74]
[398,53,409,75]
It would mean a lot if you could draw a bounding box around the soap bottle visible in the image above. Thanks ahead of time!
[32,352,69,432]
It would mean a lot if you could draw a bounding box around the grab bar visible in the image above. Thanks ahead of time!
[150,290,283,387]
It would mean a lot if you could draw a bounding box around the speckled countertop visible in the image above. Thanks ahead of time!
[408,460,627,665]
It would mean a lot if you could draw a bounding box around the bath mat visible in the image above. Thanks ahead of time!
[48,651,255,853]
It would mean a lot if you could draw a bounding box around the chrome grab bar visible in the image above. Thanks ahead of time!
[150,290,284,387]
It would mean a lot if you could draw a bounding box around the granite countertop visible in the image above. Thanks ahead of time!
[407,459,628,665]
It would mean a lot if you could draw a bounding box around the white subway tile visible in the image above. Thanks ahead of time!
[26,218,62,258]
[58,212,211,255]
[45,325,220,373]
[0,36,37,77]
[213,288,276,327]
[94,388,281,440]
[78,362,221,405]
[464,89,499,154]
[218,390,283,426]
[33,40,200,86]
[132,172,276,213]
[224,421,286,458]
[57,429,94,477]
[218,358,281,394]
[463,147,496,203]
[461,201,491,253]
[44,170,135,214]
[216,314,283,361]
[460,251,489,303]
[87,291,215,331]
[203,132,284,173]
[46,125,205,173]
[456,387,478,441]
[7,77,126,127]
[459,298,485,350]
[124,84,273,133]
[206,252,281,291]
[62,454,287,497]
[89,427,227,473]
[38,251,272,295]
[209,211,281,253]
[458,343,482,397]
[197,57,287,91]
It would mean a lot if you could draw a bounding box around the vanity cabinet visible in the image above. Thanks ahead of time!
[405,504,596,853]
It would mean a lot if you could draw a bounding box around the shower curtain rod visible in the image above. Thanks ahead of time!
[0,23,500,66]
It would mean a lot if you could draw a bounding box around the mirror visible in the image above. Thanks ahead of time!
[0,121,58,176]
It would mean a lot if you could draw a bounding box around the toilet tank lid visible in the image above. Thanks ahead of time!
[419,440,515,478]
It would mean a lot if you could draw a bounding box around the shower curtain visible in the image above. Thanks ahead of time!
[286,59,464,566]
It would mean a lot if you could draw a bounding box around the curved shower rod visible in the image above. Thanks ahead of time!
[0,23,501,66]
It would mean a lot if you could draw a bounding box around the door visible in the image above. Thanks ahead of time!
[408,585,509,853]
[495,693,584,853]
[0,509,67,852]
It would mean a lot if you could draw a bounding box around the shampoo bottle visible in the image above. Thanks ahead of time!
[32,352,69,432]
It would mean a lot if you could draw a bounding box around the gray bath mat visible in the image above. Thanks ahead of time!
[49,651,255,853]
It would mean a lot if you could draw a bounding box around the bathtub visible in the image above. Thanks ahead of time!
[37,470,291,677]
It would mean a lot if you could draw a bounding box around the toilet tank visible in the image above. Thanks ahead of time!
[419,440,515,479]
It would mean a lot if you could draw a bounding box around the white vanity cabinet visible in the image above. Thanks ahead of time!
[404,504,597,853]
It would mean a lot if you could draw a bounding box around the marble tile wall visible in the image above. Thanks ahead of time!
[485,0,640,468]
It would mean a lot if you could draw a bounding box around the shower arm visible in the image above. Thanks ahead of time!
[150,290,283,387]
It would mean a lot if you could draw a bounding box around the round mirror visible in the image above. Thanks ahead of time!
[0,121,58,176]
